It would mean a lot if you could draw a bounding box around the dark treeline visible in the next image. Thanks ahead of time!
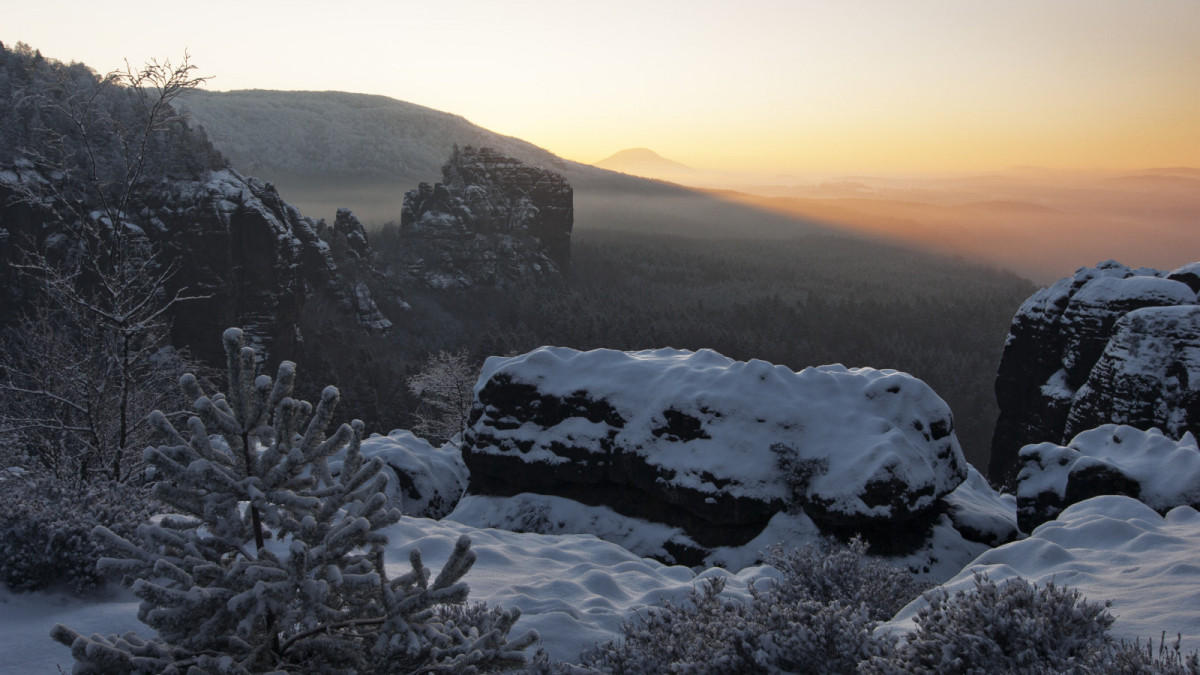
[328,228,1034,471]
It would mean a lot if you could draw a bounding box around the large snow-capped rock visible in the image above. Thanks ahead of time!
[461,346,976,563]
[393,146,572,289]
[989,260,1200,487]
[883,496,1200,650]
[1016,424,1200,530]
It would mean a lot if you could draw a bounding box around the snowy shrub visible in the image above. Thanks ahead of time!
[51,328,536,673]
[1102,634,1200,674]
[762,537,928,619]
[579,538,928,674]
[582,576,757,674]
[863,572,1115,674]
[0,476,155,594]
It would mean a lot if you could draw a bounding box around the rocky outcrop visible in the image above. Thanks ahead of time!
[1016,425,1200,532]
[0,43,396,369]
[0,163,392,364]
[460,346,992,565]
[989,261,1199,487]
[394,146,572,289]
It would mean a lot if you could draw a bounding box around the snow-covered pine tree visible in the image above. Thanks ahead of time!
[52,327,536,674]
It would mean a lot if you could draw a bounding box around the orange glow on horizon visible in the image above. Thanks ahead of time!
[3,0,1198,176]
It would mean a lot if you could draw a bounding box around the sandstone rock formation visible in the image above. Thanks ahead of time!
[0,163,392,364]
[393,146,572,289]
[989,261,1200,487]
[460,346,991,565]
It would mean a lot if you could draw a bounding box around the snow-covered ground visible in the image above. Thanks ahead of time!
[0,517,779,672]
[883,495,1200,649]
[10,496,1200,671]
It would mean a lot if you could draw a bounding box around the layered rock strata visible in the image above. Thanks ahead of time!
[461,346,986,564]
[989,260,1200,487]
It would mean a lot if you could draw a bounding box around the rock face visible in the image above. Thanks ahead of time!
[1016,425,1200,531]
[395,146,572,289]
[989,260,1200,487]
[461,346,979,564]
[0,163,392,364]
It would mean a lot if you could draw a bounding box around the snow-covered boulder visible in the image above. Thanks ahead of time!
[989,260,1199,487]
[883,496,1200,650]
[462,346,974,564]
[1016,424,1200,530]
[331,430,468,518]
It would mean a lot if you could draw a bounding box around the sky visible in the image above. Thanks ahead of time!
[4,0,1198,175]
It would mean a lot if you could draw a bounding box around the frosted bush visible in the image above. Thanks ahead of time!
[582,576,755,674]
[762,537,928,619]
[579,538,928,674]
[1102,634,1200,674]
[0,476,155,594]
[863,572,1115,674]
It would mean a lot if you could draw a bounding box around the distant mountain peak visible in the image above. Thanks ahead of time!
[594,148,697,179]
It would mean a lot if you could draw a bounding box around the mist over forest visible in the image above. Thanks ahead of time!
[174,89,1036,470]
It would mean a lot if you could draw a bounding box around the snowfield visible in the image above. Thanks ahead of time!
[883,495,1200,649]
[7,490,1200,672]
[0,517,779,671]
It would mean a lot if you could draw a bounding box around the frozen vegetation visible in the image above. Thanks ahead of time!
[6,338,1200,672]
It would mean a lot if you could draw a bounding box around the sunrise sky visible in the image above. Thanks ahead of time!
[5,0,1198,175]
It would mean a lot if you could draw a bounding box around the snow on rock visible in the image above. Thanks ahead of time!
[883,496,1200,650]
[990,260,1200,488]
[1067,305,1200,440]
[448,493,704,565]
[943,465,1020,547]
[1016,424,1200,530]
[331,430,467,518]
[464,346,974,563]
[450,490,997,583]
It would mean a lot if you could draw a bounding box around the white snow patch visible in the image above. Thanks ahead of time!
[943,465,1020,545]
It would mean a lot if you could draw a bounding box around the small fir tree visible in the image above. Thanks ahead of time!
[52,328,535,673]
